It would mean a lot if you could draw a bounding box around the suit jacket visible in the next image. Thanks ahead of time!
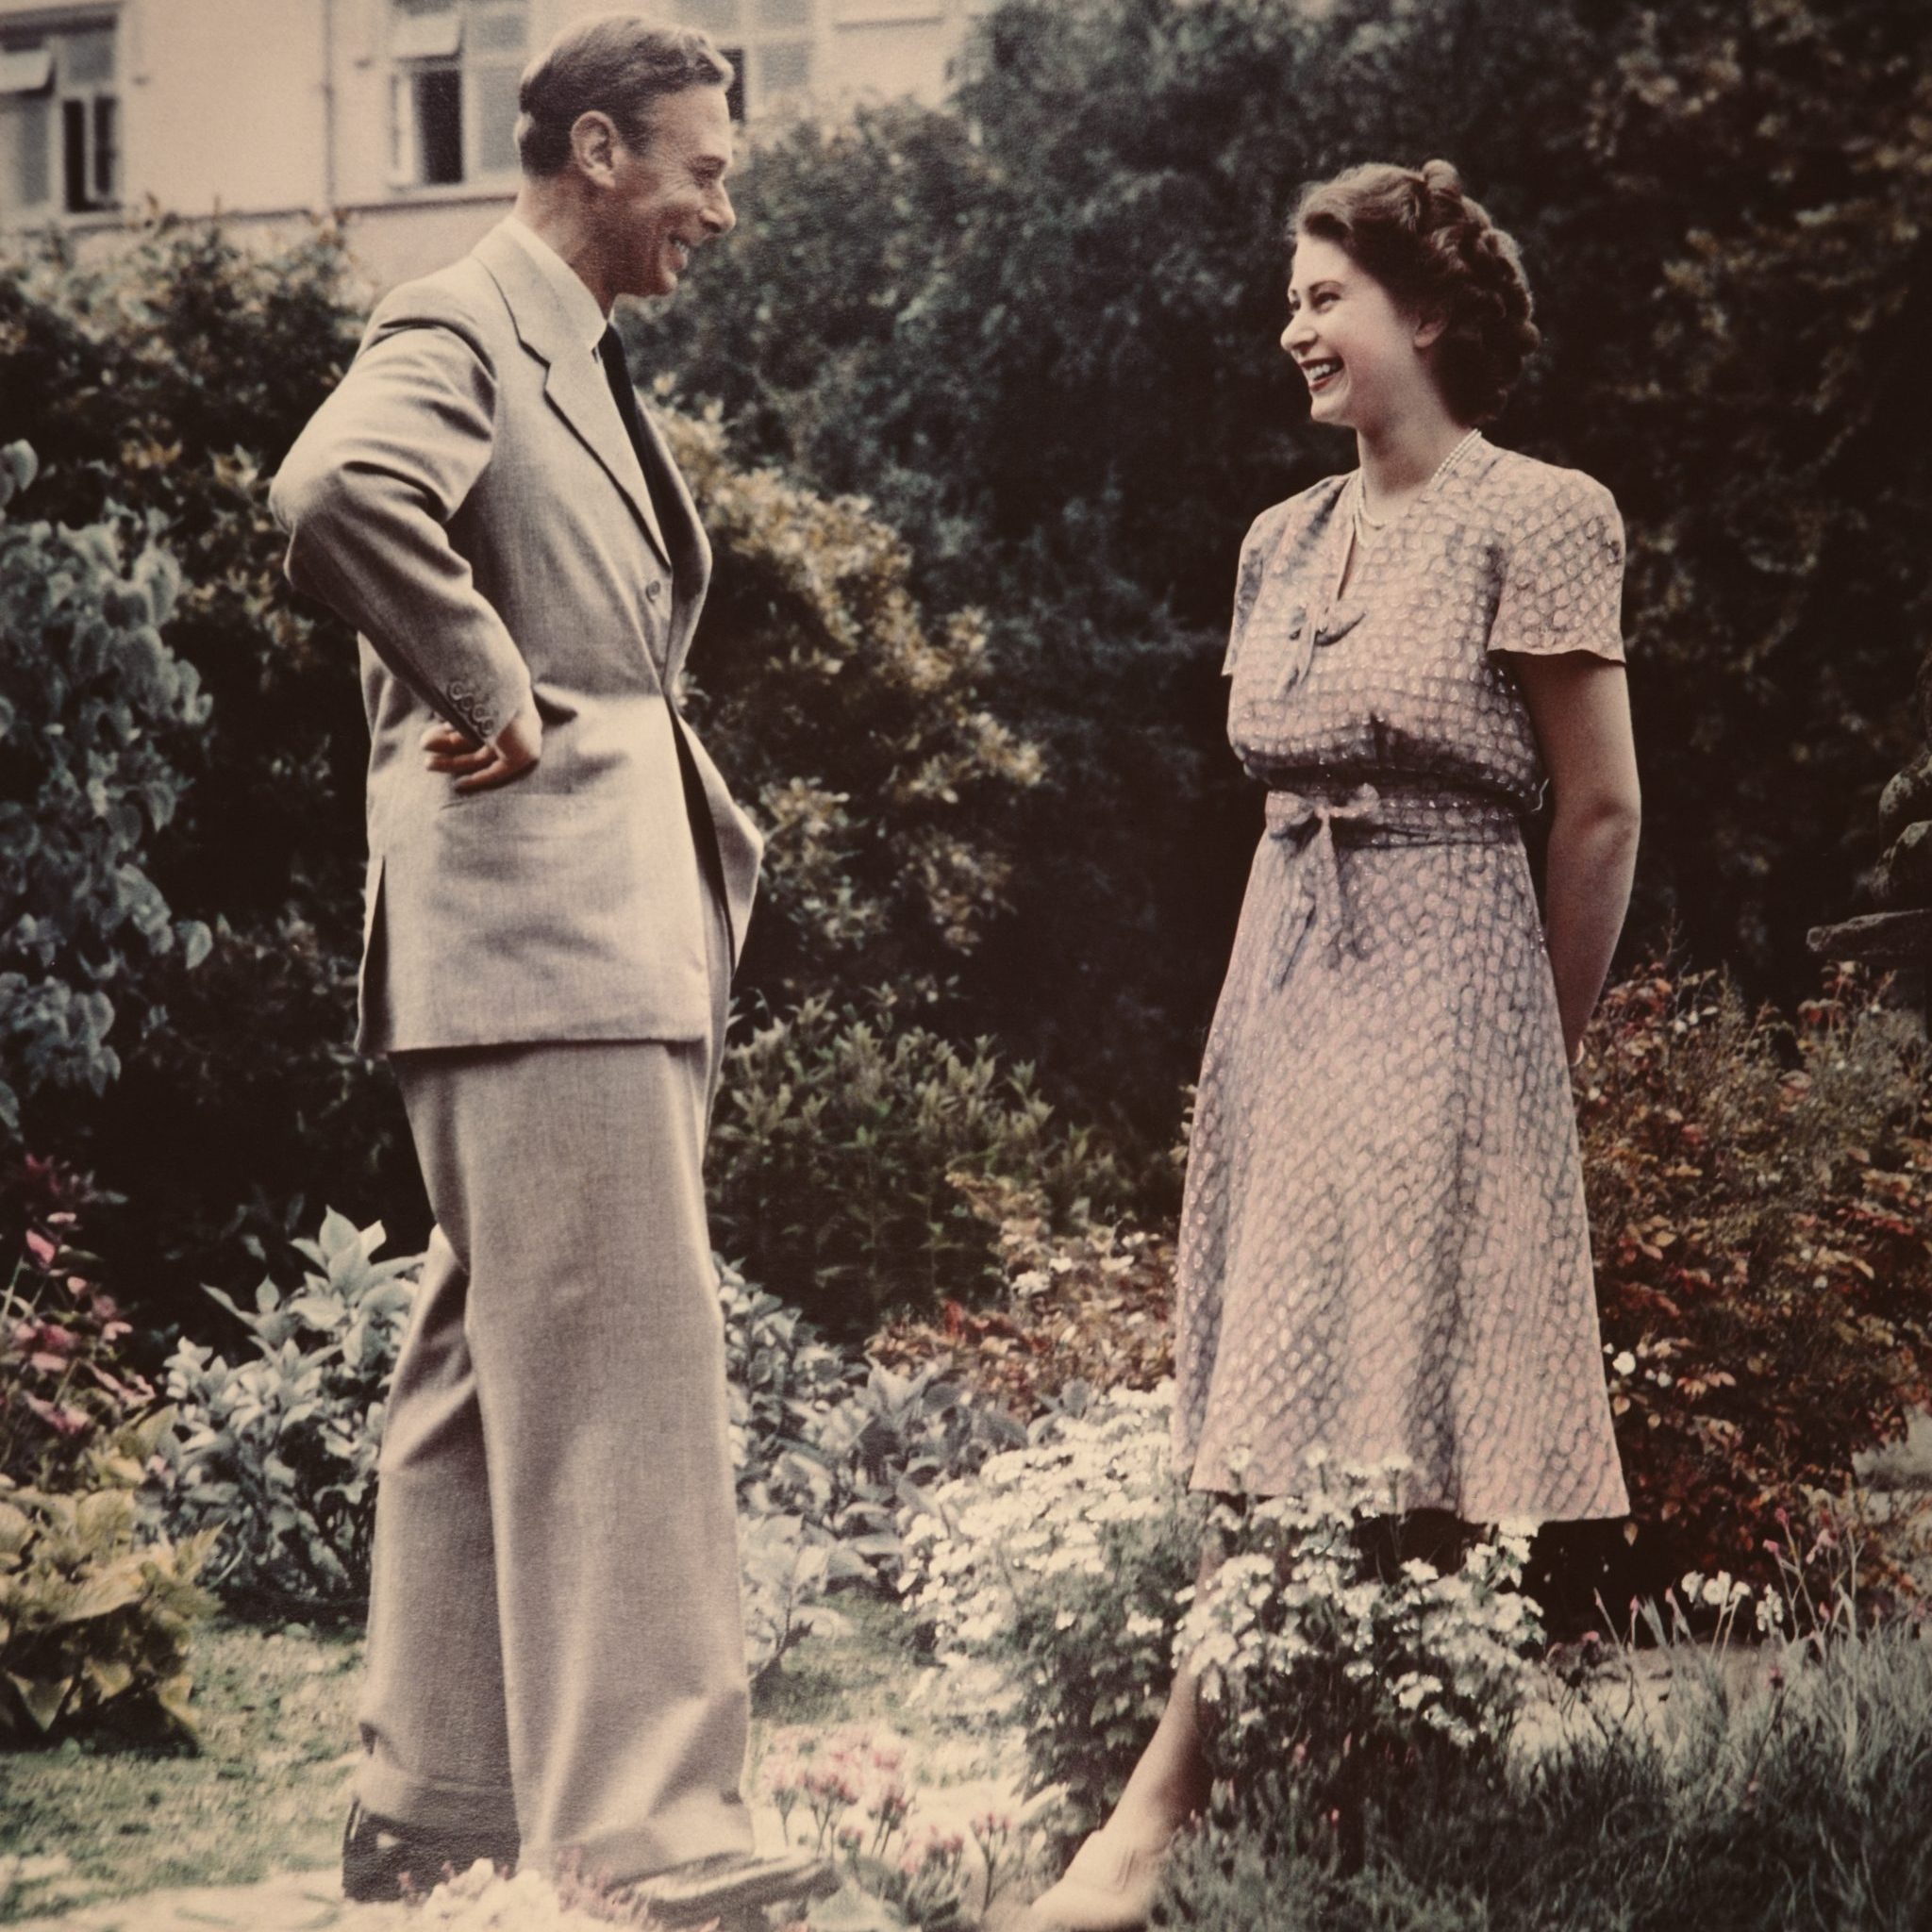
[271,221,762,1055]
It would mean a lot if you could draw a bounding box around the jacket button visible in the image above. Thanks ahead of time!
[645,579,663,603]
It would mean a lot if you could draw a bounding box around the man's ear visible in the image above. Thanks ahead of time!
[568,110,622,184]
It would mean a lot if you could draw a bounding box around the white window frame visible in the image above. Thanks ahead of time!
[669,1,818,121]
[388,0,529,192]
[0,12,119,221]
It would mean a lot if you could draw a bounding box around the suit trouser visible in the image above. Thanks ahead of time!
[355,877,752,1883]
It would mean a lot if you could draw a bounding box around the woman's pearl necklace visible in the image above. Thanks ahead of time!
[1354,427,1483,542]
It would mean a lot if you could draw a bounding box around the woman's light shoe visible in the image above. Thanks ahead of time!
[1027,1826,1171,1931]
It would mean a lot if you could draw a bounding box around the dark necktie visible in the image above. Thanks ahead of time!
[598,325,653,473]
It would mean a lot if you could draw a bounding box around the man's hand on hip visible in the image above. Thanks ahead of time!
[423,699,543,794]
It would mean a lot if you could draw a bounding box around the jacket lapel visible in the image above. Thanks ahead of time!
[473,224,673,574]
[628,401,712,688]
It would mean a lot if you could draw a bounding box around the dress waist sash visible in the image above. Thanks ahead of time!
[1262,779,1522,988]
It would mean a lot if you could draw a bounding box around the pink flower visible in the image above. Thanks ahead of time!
[25,1230,57,1268]
[24,1393,91,1438]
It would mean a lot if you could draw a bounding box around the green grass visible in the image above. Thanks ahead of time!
[1159,1623,1932,1932]
[0,1593,958,1923]
[0,1619,364,1923]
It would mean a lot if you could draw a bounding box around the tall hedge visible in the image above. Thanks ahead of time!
[637,0,1932,1126]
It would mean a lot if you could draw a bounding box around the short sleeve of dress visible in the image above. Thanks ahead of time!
[1223,502,1292,677]
[1486,469,1627,664]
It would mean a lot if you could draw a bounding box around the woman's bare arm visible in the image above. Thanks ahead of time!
[1506,652,1641,1064]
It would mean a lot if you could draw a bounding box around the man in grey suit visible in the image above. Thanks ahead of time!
[272,17,828,1922]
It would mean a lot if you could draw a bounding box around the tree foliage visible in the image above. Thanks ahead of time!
[638,0,1932,1124]
[0,442,209,1134]
[0,221,1070,1324]
[662,404,1044,1005]
[0,222,405,1305]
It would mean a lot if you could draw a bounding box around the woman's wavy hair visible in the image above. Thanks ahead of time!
[1291,160,1540,425]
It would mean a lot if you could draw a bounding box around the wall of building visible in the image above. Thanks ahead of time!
[0,0,988,294]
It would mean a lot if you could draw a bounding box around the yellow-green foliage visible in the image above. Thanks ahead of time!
[0,1410,216,1748]
[710,992,1125,1327]
[660,404,1044,1005]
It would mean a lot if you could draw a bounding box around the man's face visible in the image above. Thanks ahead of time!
[605,84,736,301]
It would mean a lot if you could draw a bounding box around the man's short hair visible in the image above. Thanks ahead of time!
[515,14,733,176]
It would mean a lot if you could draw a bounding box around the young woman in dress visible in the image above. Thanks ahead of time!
[1027,159,1639,1932]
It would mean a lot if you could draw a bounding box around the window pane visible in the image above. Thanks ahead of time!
[61,94,86,208]
[469,7,528,55]
[472,62,519,175]
[92,93,115,201]
[60,26,113,87]
[393,3,463,60]
[415,65,463,183]
[676,0,742,31]
[0,46,54,95]
[1,93,51,207]
[759,39,811,92]
[756,0,812,26]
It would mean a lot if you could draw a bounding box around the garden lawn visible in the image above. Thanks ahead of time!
[0,1595,972,1926]
[0,1620,361,1923]
[1160,1620,1932,1932]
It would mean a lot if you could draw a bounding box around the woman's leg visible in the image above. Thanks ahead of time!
[1026,1533,1219,1926]
[1096,1662,1213,1846]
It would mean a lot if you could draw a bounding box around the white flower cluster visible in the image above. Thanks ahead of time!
[900,1383,1186,1663]
[899,1393,1547,1824]
[1176,1455,1544,1772]
[1677,1568,1786,1636]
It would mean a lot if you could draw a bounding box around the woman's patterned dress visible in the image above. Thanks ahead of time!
[1173,439,1632,1523]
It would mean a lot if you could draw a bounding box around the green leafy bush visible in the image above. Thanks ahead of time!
[659,406,1046,1015]
[0,1409,217,1749]
[154,1214,1020,1660]
[1179,1465,1542,1846]
[1156,1608,1932,1931]
[0,1158,215,1750]
[902,1384,1203,1840]
[724,1255,1023,1681]
[0,441,209,1138]
[1573,959,1932,1616]
[158,1208,417,1621]
[1,1156,155,1491]
[0,224,417,1314]
[711,994,1128,1331]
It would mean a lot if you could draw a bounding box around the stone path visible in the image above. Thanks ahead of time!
[1,1784,1037,1932]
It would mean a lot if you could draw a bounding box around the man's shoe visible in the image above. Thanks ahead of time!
[341,1798,519,1902]
[618,1848,840,1926]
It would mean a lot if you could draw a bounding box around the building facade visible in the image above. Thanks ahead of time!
[0,0,989,291]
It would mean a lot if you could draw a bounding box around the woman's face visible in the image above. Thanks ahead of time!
[1281,233,1440,434]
